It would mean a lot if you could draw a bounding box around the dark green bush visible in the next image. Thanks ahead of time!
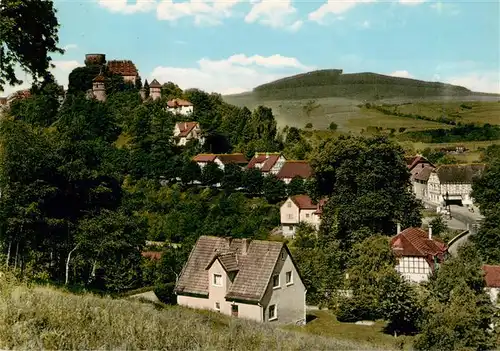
[154,282,176,304]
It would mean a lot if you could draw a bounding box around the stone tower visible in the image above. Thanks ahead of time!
[149,79,161,100]
[92,72,106,102]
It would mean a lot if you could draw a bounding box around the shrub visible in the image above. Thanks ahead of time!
[305,122,313,129]
[328,122,338,131]
[154,282,176,304]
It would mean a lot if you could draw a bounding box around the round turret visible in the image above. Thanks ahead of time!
[85,53,106,66]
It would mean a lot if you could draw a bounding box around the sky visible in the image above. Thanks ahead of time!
[3,0,500,96]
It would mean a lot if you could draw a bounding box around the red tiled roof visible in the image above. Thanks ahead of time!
[290,195,316,210]
[413,165,434,181]
[247,153,283,172]
[149,79,161,88]
[391,227,447,258]
[217,153,248,165]
[406,155,434,171]
[93,74,105,83]
[167,98,193,107]
[313,199,327,215]
[483,265,500,288]
[277,160,312,180]
[107,60,138,77]
[193,154,217,163]
[141,251,162,260]
[176,122,199,137]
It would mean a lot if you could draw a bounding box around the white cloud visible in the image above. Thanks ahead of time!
[149,53,312,95]
[1,60,83,97]
[63,44,78,51]
[389,70,414,79]
[399,0,426,5]
[308,0,375,24]
[361,20,370,28]
[445,71,500,94]
[97,0,157,14]
[156,0,241,26]
[245,0,302,31]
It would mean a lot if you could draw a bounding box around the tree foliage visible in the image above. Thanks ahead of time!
[0,0,63,90]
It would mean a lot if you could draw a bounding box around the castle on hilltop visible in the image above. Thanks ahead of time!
[85,53,193,115]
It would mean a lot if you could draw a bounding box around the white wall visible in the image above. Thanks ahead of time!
[270,156,286,175]
[167,105,193,115]
[486,287,500,306]
[395,256,432,283]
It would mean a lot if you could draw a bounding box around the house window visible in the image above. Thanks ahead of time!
[287,202,292,208]
[272,274,280,289]
[268,304,277,321]
[286,271,293,285]
[305,213,310,218]
[215,302,220,311]
[287,214,293,220]
[288,226,294,231]
[281,251,285,260]
[213,273,223,286]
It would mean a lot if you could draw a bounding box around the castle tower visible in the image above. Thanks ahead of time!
[92,72,106,102]
[149,79,161,100]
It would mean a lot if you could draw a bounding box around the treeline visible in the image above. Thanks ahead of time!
[401,123,500,143]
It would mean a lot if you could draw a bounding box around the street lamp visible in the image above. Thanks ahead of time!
[446,191,452,220]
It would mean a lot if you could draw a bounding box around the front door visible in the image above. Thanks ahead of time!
[231,304,239,317]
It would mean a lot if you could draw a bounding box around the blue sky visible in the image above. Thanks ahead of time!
[4,0,500,95]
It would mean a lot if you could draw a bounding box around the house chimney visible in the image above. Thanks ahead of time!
[397,222,401,235]
[428,225,432,240]
[225,237,233,247]
[242,238,250,255]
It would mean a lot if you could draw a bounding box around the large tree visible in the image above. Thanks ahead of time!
[310,135,422,249]
[0,0,63,91]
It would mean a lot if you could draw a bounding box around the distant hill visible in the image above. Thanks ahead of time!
[248,69,482,101]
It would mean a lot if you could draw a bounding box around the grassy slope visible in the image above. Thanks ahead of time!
[0,278,387,350]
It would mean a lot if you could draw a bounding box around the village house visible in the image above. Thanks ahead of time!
[482,265,500,306]
[427,164,486,207]
[276,161,312,184]
[405,155,436,200]
[175,236,306,325]
[280,195,325,237]
[167,98,194,115]
[174,122,204,146]
[192,153,248,171]
[391,225,448,283]
[247,152,286,176]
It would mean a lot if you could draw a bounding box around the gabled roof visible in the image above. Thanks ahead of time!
[216,153,248,165]
[192,153,247,165]
[483,265,500,288]
[247,153,284,172]
[175,236,287,302]
[193,154,217,163]
[413,165,434,182]
[433,164,486,184]
[93,73,106,83]
[107,60,138,77]
[168,98,193,107]
[290,195,317,210]
[391,227,447,258]
[206,252,239,272]
[276,160,312,180]
[175,122,199,137]
[405,155,434,170]
[149,79,161,88]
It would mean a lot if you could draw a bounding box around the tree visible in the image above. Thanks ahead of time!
[285,127,301,144]
[287,177,305,196]
[221,163,243,192]
[310,135,422,250]
[415,244,495,350]
[201,162,223,187]
[180,160,201,186]
[472,206,500,264]
[143,79,150,98]
[0,0,63,90]
[161,82,183,100]
[243,168,264,195]
[429,215,447,238]
[262,174,286,203]
[328,122,338,131]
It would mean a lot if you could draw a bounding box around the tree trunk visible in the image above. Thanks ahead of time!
[88,260,97,284]
[65,244,79,285]
[5,240,11,268]
[14,241,19,270]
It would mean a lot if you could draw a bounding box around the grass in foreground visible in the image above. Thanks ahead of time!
[286,310,413,350]
[0,276,386,350]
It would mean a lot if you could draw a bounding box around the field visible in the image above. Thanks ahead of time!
[0,276,387,350]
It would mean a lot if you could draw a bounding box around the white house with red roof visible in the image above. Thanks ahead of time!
[280,195,326,238]
[174,122,204,146]
[167,98,194,115]
[276,161,312,184]
[391,225,448,283]
[483,265,500,306]
[192,153,248,171]
[247,152,286,176]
